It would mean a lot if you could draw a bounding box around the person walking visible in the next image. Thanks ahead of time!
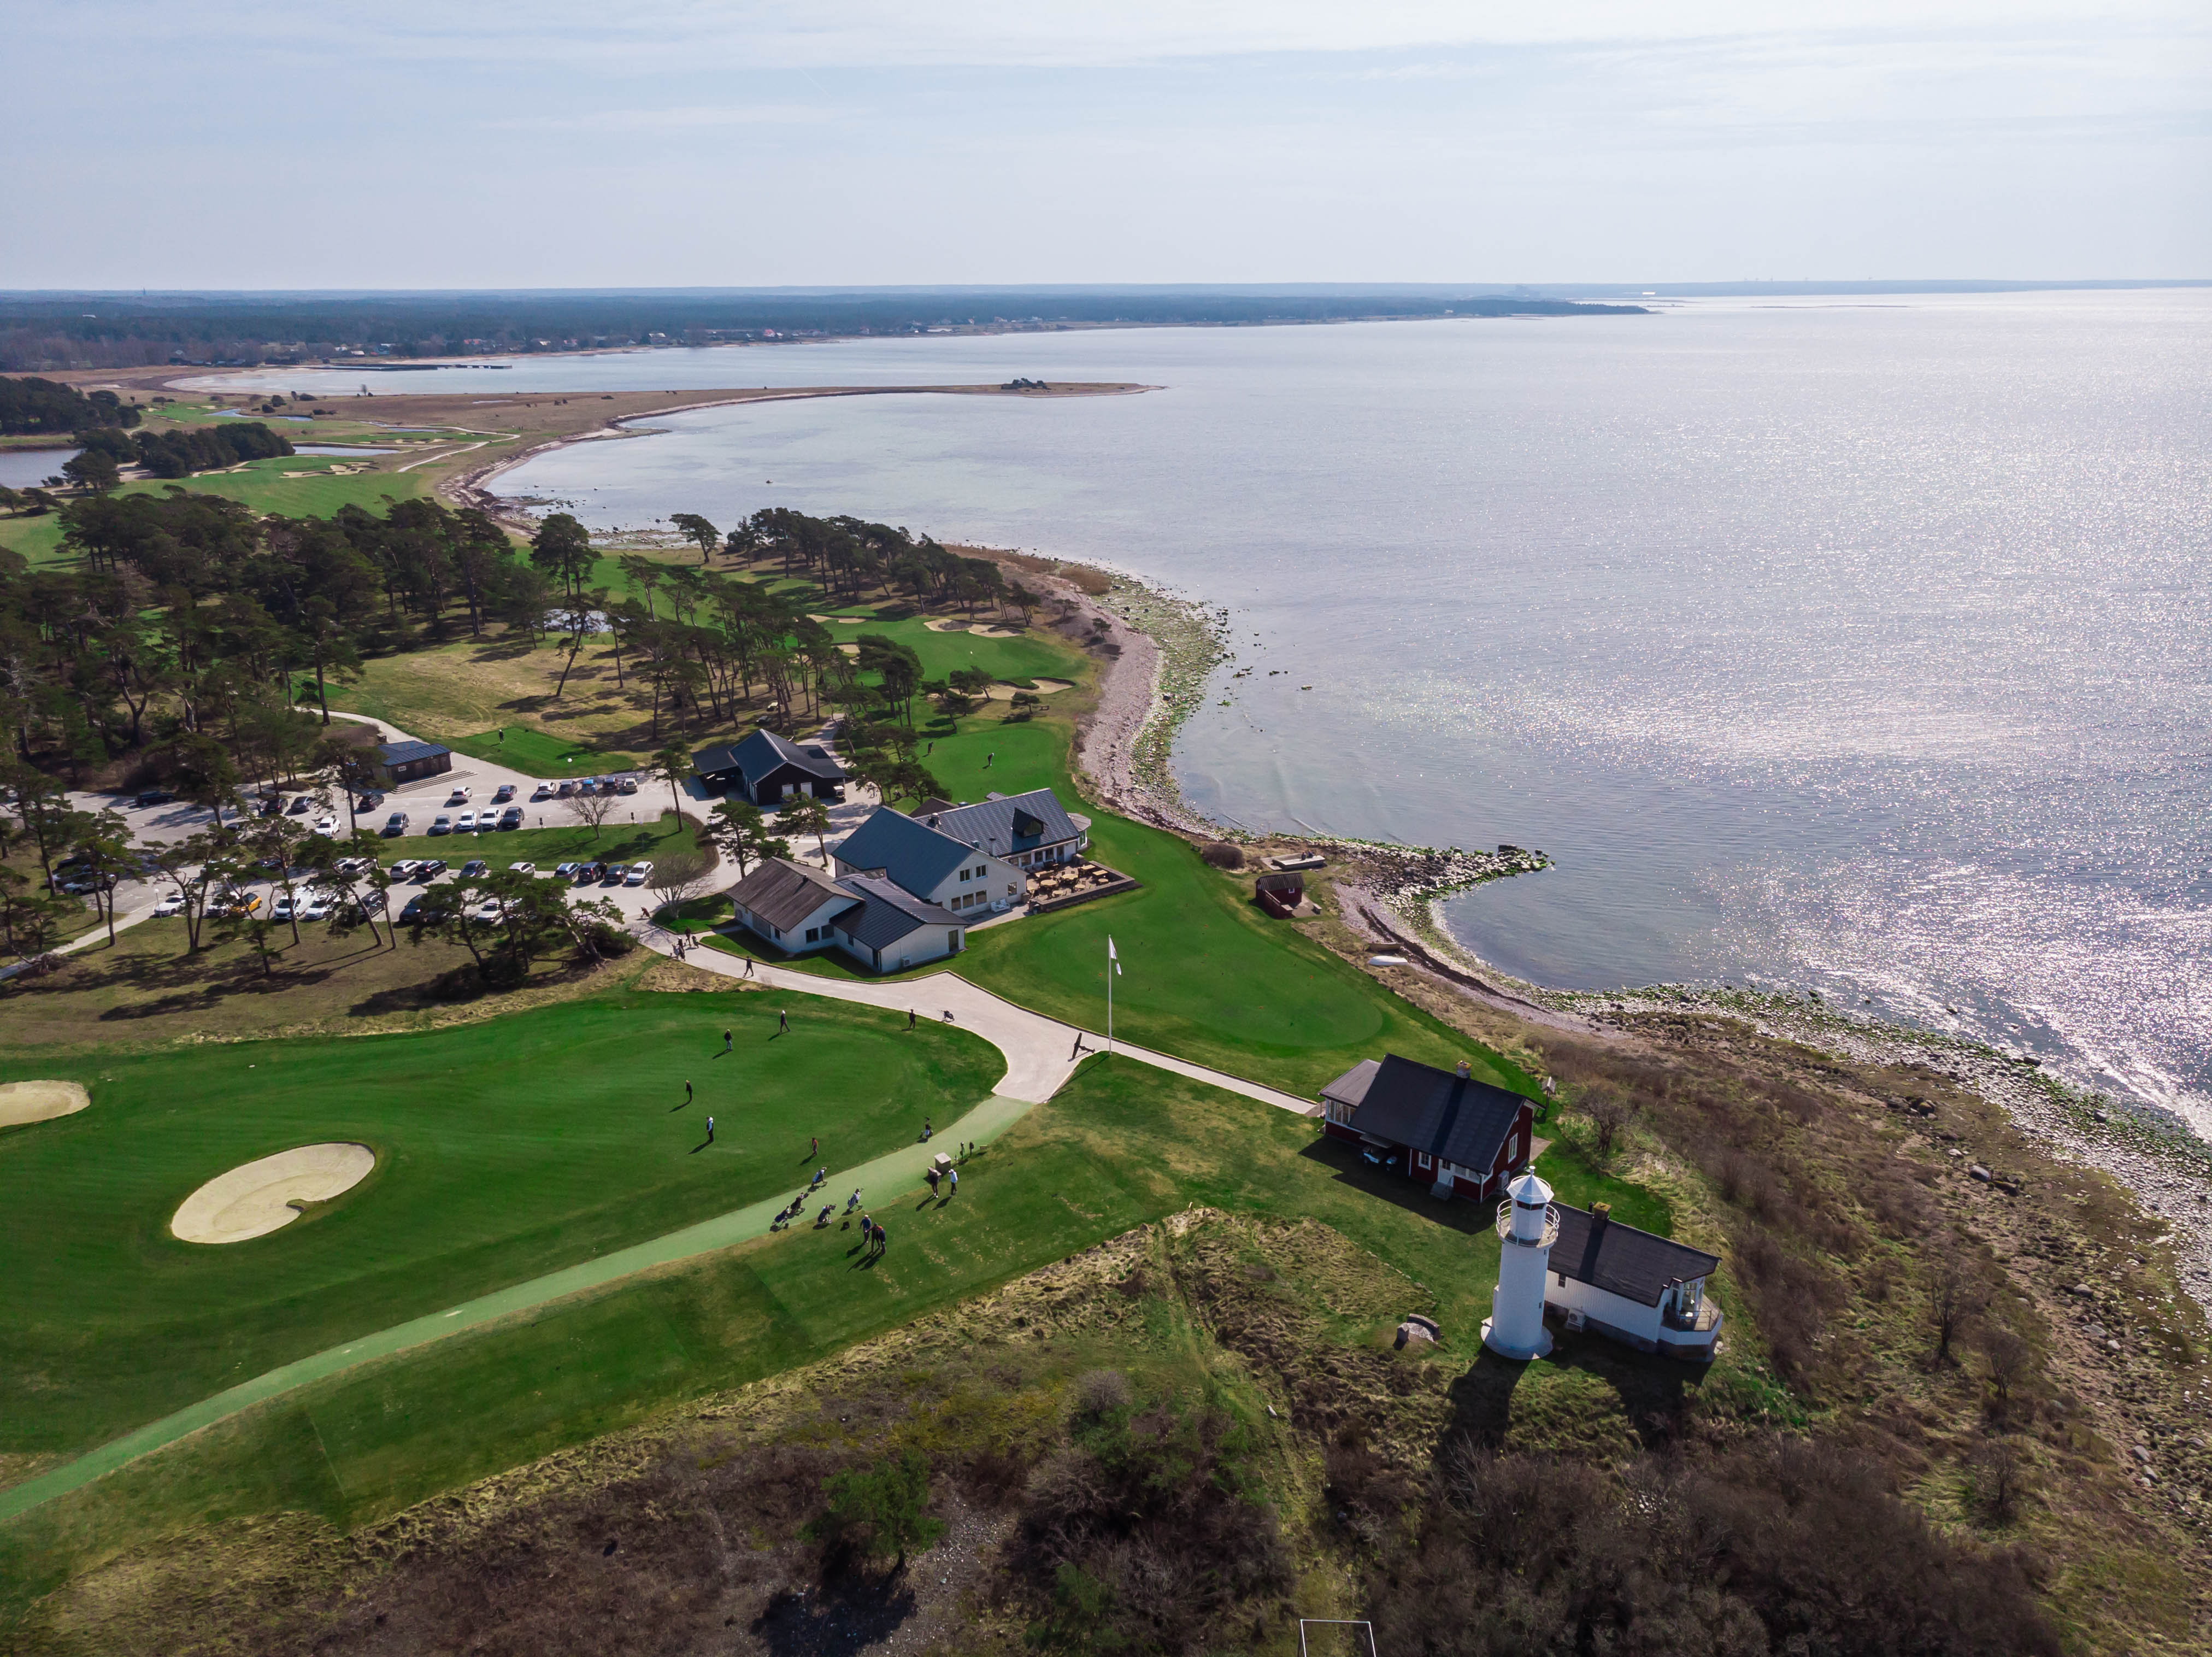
[705,1114,715,1143]
[722,1029,732,1054]
[810,1134,819,1158]
[907,1008,916,1031]
[846,1188,862,1213]
[926,1166,940,1196]
[743,957,756,979]
[779,1008,790,1033]
[875,1224,888,1256]
[859,1212,872,1245]
[984,750,994,769]
[948,1167,958,1196]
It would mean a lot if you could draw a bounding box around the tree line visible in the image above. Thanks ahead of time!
[71,418,296,481]
[0,375,142,436]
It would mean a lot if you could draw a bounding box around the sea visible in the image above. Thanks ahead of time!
[215,292,2212,1137]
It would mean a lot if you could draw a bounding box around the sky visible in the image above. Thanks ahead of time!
[3,0,2205,287]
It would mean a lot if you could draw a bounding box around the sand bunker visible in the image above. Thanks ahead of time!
[984,678,1074,700]
[0,1080,91,1129]
[807,614,869,625]
[836,642,861,656]
[922,618,970,632]
[968,625,1022,638]
[172,1143,376,1244]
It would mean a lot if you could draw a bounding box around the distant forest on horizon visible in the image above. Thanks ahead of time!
[0,288,1649,372]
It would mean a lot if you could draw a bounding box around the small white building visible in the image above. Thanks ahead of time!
[1485,1179,1724,1364]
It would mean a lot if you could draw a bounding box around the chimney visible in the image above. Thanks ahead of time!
[1591,1202,1611,1227]
[1455,1060,1471,1079]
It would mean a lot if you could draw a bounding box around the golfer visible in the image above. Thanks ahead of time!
[705,1115,715,1142]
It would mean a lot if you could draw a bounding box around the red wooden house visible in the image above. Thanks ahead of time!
[1318,1054,1538,1202]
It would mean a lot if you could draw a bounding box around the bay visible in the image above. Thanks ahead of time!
[222,293,2212,1133]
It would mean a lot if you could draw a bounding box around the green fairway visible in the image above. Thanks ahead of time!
[0,990,1000,1459]
[0,457,429,568]
[447,725,641,776]
[0,1055,1683,1609]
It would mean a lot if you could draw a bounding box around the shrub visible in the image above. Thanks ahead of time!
[1199,842,1244,871]
[806,1449,945,1568]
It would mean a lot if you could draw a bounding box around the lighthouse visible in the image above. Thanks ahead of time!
[1482,1170,1559,1360]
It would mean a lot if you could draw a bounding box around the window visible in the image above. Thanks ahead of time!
[958,867,971,883]
[804,926,820,943]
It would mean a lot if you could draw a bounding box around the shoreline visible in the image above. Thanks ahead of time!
[437,380,1154,529]
[1058,558,2212,1304]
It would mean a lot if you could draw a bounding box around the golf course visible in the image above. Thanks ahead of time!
[0,991,1002,1460]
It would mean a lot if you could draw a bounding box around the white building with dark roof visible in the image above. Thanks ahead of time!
[724,856,968,973]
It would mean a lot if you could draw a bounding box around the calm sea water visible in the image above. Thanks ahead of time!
[222,295,2212,1132]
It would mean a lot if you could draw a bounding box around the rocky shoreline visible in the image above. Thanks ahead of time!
[1064,560,2212,1309]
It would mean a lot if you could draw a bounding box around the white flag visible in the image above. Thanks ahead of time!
[1108,936,1121,975]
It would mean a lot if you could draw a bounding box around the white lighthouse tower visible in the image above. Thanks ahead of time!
[1482,1170,1559,1360]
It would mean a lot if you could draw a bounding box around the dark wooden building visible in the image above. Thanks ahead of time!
[1319,1053,1538,1202]
[1254,869,1304,917]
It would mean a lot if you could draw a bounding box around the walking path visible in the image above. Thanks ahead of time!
[0,1093,1034,1524]
[662,935,1319,1117]
[0,933,1317,1524]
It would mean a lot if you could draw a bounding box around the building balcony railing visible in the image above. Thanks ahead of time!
[1661,1299,1722,1334]
[1495,1199,1561,1249]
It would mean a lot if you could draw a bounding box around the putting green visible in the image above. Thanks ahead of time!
[0,989,1001,1460]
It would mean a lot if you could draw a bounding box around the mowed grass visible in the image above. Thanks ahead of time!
[0,1055,1681,1610]
[0,458,431,568]
[713,712,1535,1102]
[0,990,1002,1459]
[447,725,641,776]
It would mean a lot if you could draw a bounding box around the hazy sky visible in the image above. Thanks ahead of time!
[4,0,2205,286]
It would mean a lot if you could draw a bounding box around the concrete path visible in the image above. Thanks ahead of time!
[0,1092,1035,1524]
[663,934,1320,1118]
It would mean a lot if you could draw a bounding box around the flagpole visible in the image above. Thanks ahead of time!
[1107,937,1114,1055]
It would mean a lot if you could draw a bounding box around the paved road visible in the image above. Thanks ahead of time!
[660,933,1321,1117]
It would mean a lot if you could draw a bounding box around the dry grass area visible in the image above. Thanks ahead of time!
[331,634,667,753]
[1300,872,2212,1653]
[20,1208,2086,1657]
[0,919,642,1053]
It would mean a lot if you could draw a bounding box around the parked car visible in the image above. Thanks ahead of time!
[492,783,515,803]
[285,795,311,814]
[531,783,553,801]
[447,785,472,804]
[355,791,384,812]
[314,814,339,835]
[461,859,489,878]
[358,891,389,914]
[216,891,260,916]
[298,892,333,922]
[600,863,626,884]
[258,796,285,817]
[576,861,605,882]
[428,814,453,836]
[498,806,524,828]
[134,789,176,808]
[473,898,504,923]
[554,862,583,880]
[507,861,536,875]
[332,856,367,876]
[557,780,580,797]
[454,809,477,832]
[270,894,297,920]
[398,895,426,922]
[151,894,186,916]
[416,858,448,879]
[623,861,653,885]
[383,810,410,835]
[388,859,421,880]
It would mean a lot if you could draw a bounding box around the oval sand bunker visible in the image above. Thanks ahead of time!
[172,1143,375,1244]
[0,1080,91,1128]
